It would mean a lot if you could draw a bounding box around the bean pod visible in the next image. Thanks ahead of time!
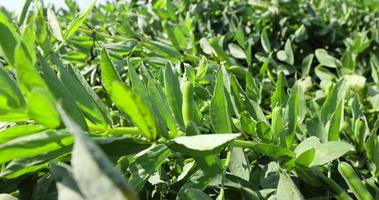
[338,162,373,200]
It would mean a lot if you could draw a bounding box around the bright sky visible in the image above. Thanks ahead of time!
[0,0,110,14]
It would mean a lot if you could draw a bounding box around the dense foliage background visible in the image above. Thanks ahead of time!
[0,0,379,199]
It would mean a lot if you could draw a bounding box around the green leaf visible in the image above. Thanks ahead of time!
[180,168,214,191]
[0,111,28,122]
[341,48,356,74]
[0,147,70,179]
[284,39,294,65]
[54,55,111,126]
[100,48,158,141]
[148,79,178,138]
[0,194,17,200]
[196,56,208,80]
[294,25,306,42]
[143,41,182,61]
[277,172,304,200]
[63,0,97,40]
[315,49,341,68]
[164,63,184,128]
[327,99,344,141]
[370,54,379,86]
[320,80,345,124]
[0,12,19,65]
[26,88,61,128]
[163,22,181,51]
[0,67,25,109]
[58,106,139,200]
[277,39,294,65]
[277,51,288,63]
[194,154,222,176]
[254,144,295,162]
[365,134,379,177]
[271,71,287,108]
[296,149,315,167]
[15,29,47,93]
[260,161,280,189]
[209,37,233,66]
[261,29,271,53]
[17,0,33,26]
[100,48,123,93]
[110,82,158,141]
[169,133,240,157]
[228,43,246,59]
[257,120,273,142]
[311,141,353,166]
[210,71,232,133]
[38,55,88,130]
[315,66,336,81]
[129,144,171,192]
[229,147,250,181]
[0,124,45,143]
[305,116,328,143]
[239,112,256,136]
[200,38,214,55]
[47,8,63,41]
[301,54,314,77]
[235,26,245,48]
[50,163,85,200]
[177,188,212,200]
[283,84,299,147]
[96,136,150,159]
[294,136,320,157]
[230,75,247,114]
[0,130,73,164]
[128,64,149,101]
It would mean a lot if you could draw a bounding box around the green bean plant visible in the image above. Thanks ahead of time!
[0,0,379,199]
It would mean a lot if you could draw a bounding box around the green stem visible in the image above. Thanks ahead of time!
[231,140,256,149]
[106,127,141,135]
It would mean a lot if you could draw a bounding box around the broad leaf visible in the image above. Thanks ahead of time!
[110,82,158,141]
[164,63,184,128]
[169,133,240,157]
[0,130,73,164]
[63,0,97,40]
[0,12,18,65]
[276,172,304,200]
[210,71,232,133]
[261,29,271,53]
[58,106,139,200]
[47,8,63,41]
[129,144,171,192]
[311,142,353,166]
[50,163,84,200]
[315,49,341,68]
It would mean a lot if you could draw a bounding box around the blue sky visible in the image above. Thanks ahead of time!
[0,0,110,14]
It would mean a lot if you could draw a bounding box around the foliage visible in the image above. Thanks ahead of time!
[0,0,379,199]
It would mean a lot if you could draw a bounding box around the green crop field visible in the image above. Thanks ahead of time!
[0,0,378,199]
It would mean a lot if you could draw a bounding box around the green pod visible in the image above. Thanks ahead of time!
[338,162,374,200]
[163,21,181,51]
[182,81,199,126]
[354,118,366,152]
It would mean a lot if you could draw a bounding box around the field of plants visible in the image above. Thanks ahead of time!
[0,0,379,199]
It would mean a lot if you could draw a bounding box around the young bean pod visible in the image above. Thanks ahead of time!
[338,162,373,200]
